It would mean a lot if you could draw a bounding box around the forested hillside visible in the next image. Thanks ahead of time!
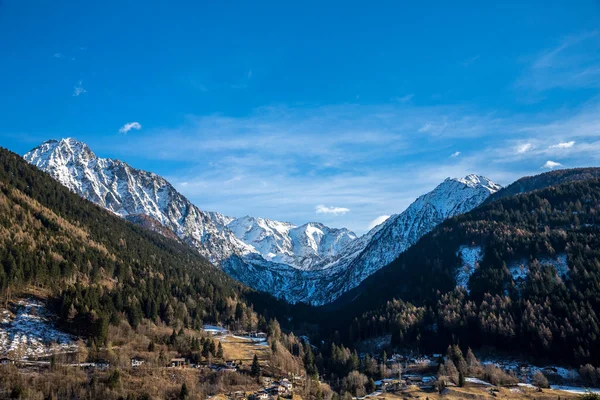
[0,147,276,344]
[326,177,600,366]
[484,167,600,204]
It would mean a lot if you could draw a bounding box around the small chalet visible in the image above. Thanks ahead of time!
[262,377,273,386]
[231,391,247,400]
[130,357,145,368]
[279,378,293,391]
[253,392,269,400]
[268,385,286,395]
[170,358,187,367]
[405,374,423,384]
[92,359,110,370]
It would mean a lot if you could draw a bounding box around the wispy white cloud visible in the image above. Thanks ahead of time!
[395,94,414,103]
[450,151,461,158]
[549,141,575,149]
[119,122,142,134]
[54,52,76,61]
[518,30,600,92]
[367,215,390,230]
[516,143,533,154]
[542,160,563,169]
[316,205,350,216]
[462,55,480,67]
[102,100,600,234]
[72,80,86,97]
[418,123,432,133]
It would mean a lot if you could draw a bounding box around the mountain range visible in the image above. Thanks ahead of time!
[24,138,502,305]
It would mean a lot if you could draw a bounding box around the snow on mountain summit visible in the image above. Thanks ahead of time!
[24,138,255,263]
[222,173,502,305]
[226,217,356,270]
[23,138,355,272]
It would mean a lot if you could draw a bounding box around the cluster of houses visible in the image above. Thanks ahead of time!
[386,353,442,368]
[211,378,295,400]
[0,357,112,370]
[248,378,294,399]
[374,374,437,393]
[119,356,241,371]
[166,357,238,371]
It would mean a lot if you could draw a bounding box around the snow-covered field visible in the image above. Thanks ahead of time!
[465,377,492,386]
[0,299,77,359]
[551,385,600,394]
[231,335,268,346]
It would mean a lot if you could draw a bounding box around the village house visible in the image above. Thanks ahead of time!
[412,356,430,365]
[267,385,286,396]
[230,391,247,399]
[130,357,145,368]
[91,359,110,370]
[262,376,273,386]
[279,378,293,391]
[405,374,423,384]
[245,331,267,339]
[250,391,269,400]
[170,357,187,368]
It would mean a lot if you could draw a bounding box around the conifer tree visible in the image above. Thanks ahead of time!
[251,354,261,377]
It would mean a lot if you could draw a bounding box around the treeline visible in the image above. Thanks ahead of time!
[327,178,600,366]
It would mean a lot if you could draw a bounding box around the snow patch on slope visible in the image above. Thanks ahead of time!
[508,253,569,281]
[456,245,483,290]
[0,300,77,359]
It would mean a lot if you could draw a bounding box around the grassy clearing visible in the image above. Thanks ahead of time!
[218,335,270,362]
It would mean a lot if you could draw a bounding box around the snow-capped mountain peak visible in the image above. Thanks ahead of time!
[226,216,356,270]
[24,138,356,272]
[222,173,502,305]
[24,138,501,306]
[455,174,502,192]
[24,138,255,264]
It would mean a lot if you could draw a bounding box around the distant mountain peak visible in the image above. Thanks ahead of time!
[223,173,502,305]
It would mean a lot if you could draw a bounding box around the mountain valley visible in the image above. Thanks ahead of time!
[24,138,503,305]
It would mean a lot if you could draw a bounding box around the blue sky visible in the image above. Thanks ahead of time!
[1,1,600,234]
